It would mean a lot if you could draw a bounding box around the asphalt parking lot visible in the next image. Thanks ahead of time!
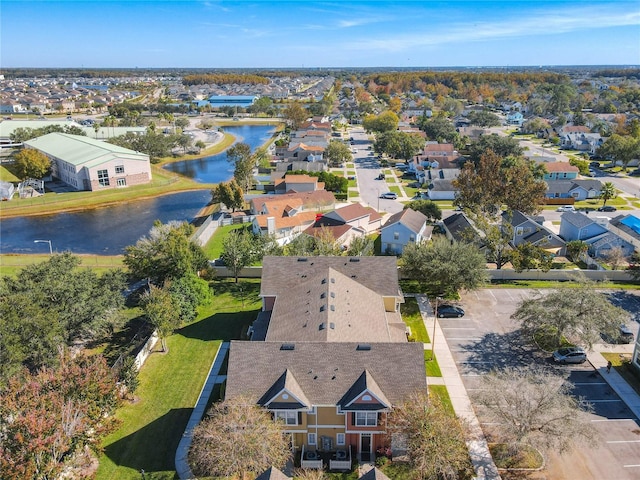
[443,288,640,480]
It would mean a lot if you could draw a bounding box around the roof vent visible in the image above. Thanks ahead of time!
[297,257,308,262]
[357,344,371,351]
[280,344,295,351]
[321,278,327,284]
[331,278,335,283]
[320,292,326,299]
[330,322,335,329]
[349,258,360,262]
[320,305,325,312]
[330,305,335,311]
[319,323,325,330]
[330,292,335,298]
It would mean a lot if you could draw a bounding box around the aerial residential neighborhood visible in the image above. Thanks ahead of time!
[1,1,640,480]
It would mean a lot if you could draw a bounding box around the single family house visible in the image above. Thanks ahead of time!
[380,208,430,255]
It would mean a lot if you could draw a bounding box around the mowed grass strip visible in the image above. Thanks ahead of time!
[0,254,125,277]
[96,279,260,480]
[401,297,430,343]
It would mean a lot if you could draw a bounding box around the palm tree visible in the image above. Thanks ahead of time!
[600,182,616,206]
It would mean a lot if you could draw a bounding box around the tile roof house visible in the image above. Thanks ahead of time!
[302,203,383,248]
[545,179,602,201]
[380,208,430,254]
[23,132,151,191]
[227,256,426,465]
[250,191,336,244]
[542,162,579,180]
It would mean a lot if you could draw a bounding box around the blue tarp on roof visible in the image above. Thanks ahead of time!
[620,215,640,235]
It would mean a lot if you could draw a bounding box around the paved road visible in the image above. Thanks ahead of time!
[443,288,640,479]
[349,126,403,215]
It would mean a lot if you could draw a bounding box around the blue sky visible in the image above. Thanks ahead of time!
[2,0,639,68]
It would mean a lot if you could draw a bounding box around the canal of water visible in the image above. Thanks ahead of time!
[0,125,275,254]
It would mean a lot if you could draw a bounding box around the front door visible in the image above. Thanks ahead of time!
[360,434,371,461]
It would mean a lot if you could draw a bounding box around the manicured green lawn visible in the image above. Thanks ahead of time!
[424,350,442,377]
[428,385,454,415]
[401,297,430,343]
[0,254,124,277]
[96,279,261,480]
[201,223,245,259]
[389,186,401,195]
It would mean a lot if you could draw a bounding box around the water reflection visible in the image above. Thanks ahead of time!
[163,124,275,183]
[0,190,211,255]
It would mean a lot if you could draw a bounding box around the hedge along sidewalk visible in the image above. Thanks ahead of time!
[415,294,502,480]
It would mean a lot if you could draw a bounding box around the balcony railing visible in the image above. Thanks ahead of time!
[329,446,351,470]
[300,445,323,469]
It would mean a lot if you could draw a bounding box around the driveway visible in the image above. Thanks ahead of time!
[442,288,640,479]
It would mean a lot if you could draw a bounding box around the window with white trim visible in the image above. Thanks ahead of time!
[117,178,126,187]
[115,165,125,174]
[97,169,110,186]
[355,411,377,426]
[336,433,345,445]
[308,433,316,445]
[275,411,298,425]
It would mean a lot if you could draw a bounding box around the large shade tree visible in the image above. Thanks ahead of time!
[512,277,628,348]
[14,148,51,179]
[401,237,489,296]
[124,220,209,285]
[189,397,290,479]
[474,366,596,455]
[226,142,255,193]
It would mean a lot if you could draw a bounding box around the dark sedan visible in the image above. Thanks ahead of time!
[597,205,617,212]
[437,305,465,318]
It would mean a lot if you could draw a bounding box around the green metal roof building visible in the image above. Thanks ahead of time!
[24,132,151,191]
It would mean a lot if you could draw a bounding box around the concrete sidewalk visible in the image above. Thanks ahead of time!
[416,295,501,480]
[175,341,229,480]
[590,343,640,419]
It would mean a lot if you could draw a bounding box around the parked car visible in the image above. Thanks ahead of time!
[379,192,397,200]
[552,347,587,364]
[597,205,617,212]
[603,324,635,344]
[590,161,601,168]
[437,305,465,318]
[556,205,576,212]
[376,173,386,180]
[630,168,640,176]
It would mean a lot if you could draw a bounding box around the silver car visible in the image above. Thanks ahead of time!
[552,347,587,364]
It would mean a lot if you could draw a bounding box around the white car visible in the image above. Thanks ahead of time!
[556,205,576,212]
[380,192,398,200]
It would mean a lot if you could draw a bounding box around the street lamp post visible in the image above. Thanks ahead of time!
[34,239,52,255]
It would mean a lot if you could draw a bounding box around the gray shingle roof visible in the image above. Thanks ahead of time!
[561,211,593,229]
[226,341,427,407]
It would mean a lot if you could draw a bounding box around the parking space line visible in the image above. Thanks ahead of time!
[624,465,640,468]
[588,399,623,403]
[487,290,496,301]
[591,418,635,422]
[448,337,482,341]
[461,361,494,364]
[607,440,640,444]
[441,327,477,330]
[574,382,607,386]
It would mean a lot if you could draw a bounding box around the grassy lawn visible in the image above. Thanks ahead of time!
[348,190,359,199]
[601,352,640,396]
[385,177,395,184]
[348,179,357,188]
[0,163,21,182]
[201,223,245,259]
[428,385,454,415]
[0,166,216,219]
[0,253,125,277]
[333,171,345,177]
[96,279,261,480]
[490,279,640,290]
[389,186,401,195]
[424,350,442,377]
[401,297,430,343]
[346,170,356,175]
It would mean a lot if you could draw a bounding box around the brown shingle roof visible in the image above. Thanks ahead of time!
[544,162,579,173]
[332,203,382,223]
[255,467,290,480]
[382,208,426,235]
[226,341,427,406]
